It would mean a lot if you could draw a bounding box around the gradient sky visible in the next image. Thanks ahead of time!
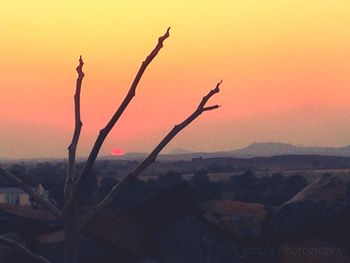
[1,1,350,158]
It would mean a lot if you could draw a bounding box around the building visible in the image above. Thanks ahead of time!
[0,184,49,207]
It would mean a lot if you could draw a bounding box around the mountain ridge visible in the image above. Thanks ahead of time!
[4,142,350,162]
[111,142,350,161]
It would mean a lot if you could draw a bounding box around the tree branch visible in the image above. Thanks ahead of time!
[0,236,51,263]
[79,80,222,230]
[68,27,171,204]
[64,56,84,203]
[0,167,62,218]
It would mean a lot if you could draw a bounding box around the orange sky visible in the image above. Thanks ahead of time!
[1,1,350,158]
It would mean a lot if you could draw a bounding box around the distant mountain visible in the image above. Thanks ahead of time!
[104,142,350,161]
[183,142,350,159]
[3,142,350,163]
[229,142,350,157]
[230,142,299,156]
[170,148,195,155]
[117,152,148,160]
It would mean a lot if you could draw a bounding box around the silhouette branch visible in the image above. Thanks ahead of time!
[68,27,171,204]
[0,167,62,218]
[79,80,222,230]
[64,56,84,202]
[0,236,51,263]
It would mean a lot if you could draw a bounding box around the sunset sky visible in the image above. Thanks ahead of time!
[1,1,350,158]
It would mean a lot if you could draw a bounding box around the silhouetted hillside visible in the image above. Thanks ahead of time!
[105,142,350,161]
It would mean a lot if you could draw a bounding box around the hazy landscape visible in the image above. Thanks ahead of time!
[1,1,350,263]
[1,143,350,262]
[107,142,350,160]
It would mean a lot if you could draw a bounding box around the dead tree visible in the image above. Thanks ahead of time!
[0,28,221,263]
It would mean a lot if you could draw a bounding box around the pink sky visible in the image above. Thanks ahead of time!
[1,1,350,158]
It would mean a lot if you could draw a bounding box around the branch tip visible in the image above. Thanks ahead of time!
[203,105,220,111]
[160,27,171,42]
[212,80,222,94]
[76,56,85,76]
[79,56,84,65]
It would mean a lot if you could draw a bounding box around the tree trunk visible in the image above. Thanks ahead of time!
[63,199,79,263]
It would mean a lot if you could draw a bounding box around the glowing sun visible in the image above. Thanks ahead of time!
[111,148,125,156]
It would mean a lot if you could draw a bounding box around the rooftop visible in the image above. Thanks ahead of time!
[0,187,34,194]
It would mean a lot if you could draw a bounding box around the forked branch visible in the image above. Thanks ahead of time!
[0,236,51,263]
[68,27,171,204]
[0,167,62,218]
[79,80,222,230]
[64,56,85,202]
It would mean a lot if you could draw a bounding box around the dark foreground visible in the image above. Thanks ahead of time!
[1,156,350,262]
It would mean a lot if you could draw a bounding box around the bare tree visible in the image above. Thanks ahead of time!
[0,28,221,263]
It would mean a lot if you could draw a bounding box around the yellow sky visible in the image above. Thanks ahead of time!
[1,1,350,158]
